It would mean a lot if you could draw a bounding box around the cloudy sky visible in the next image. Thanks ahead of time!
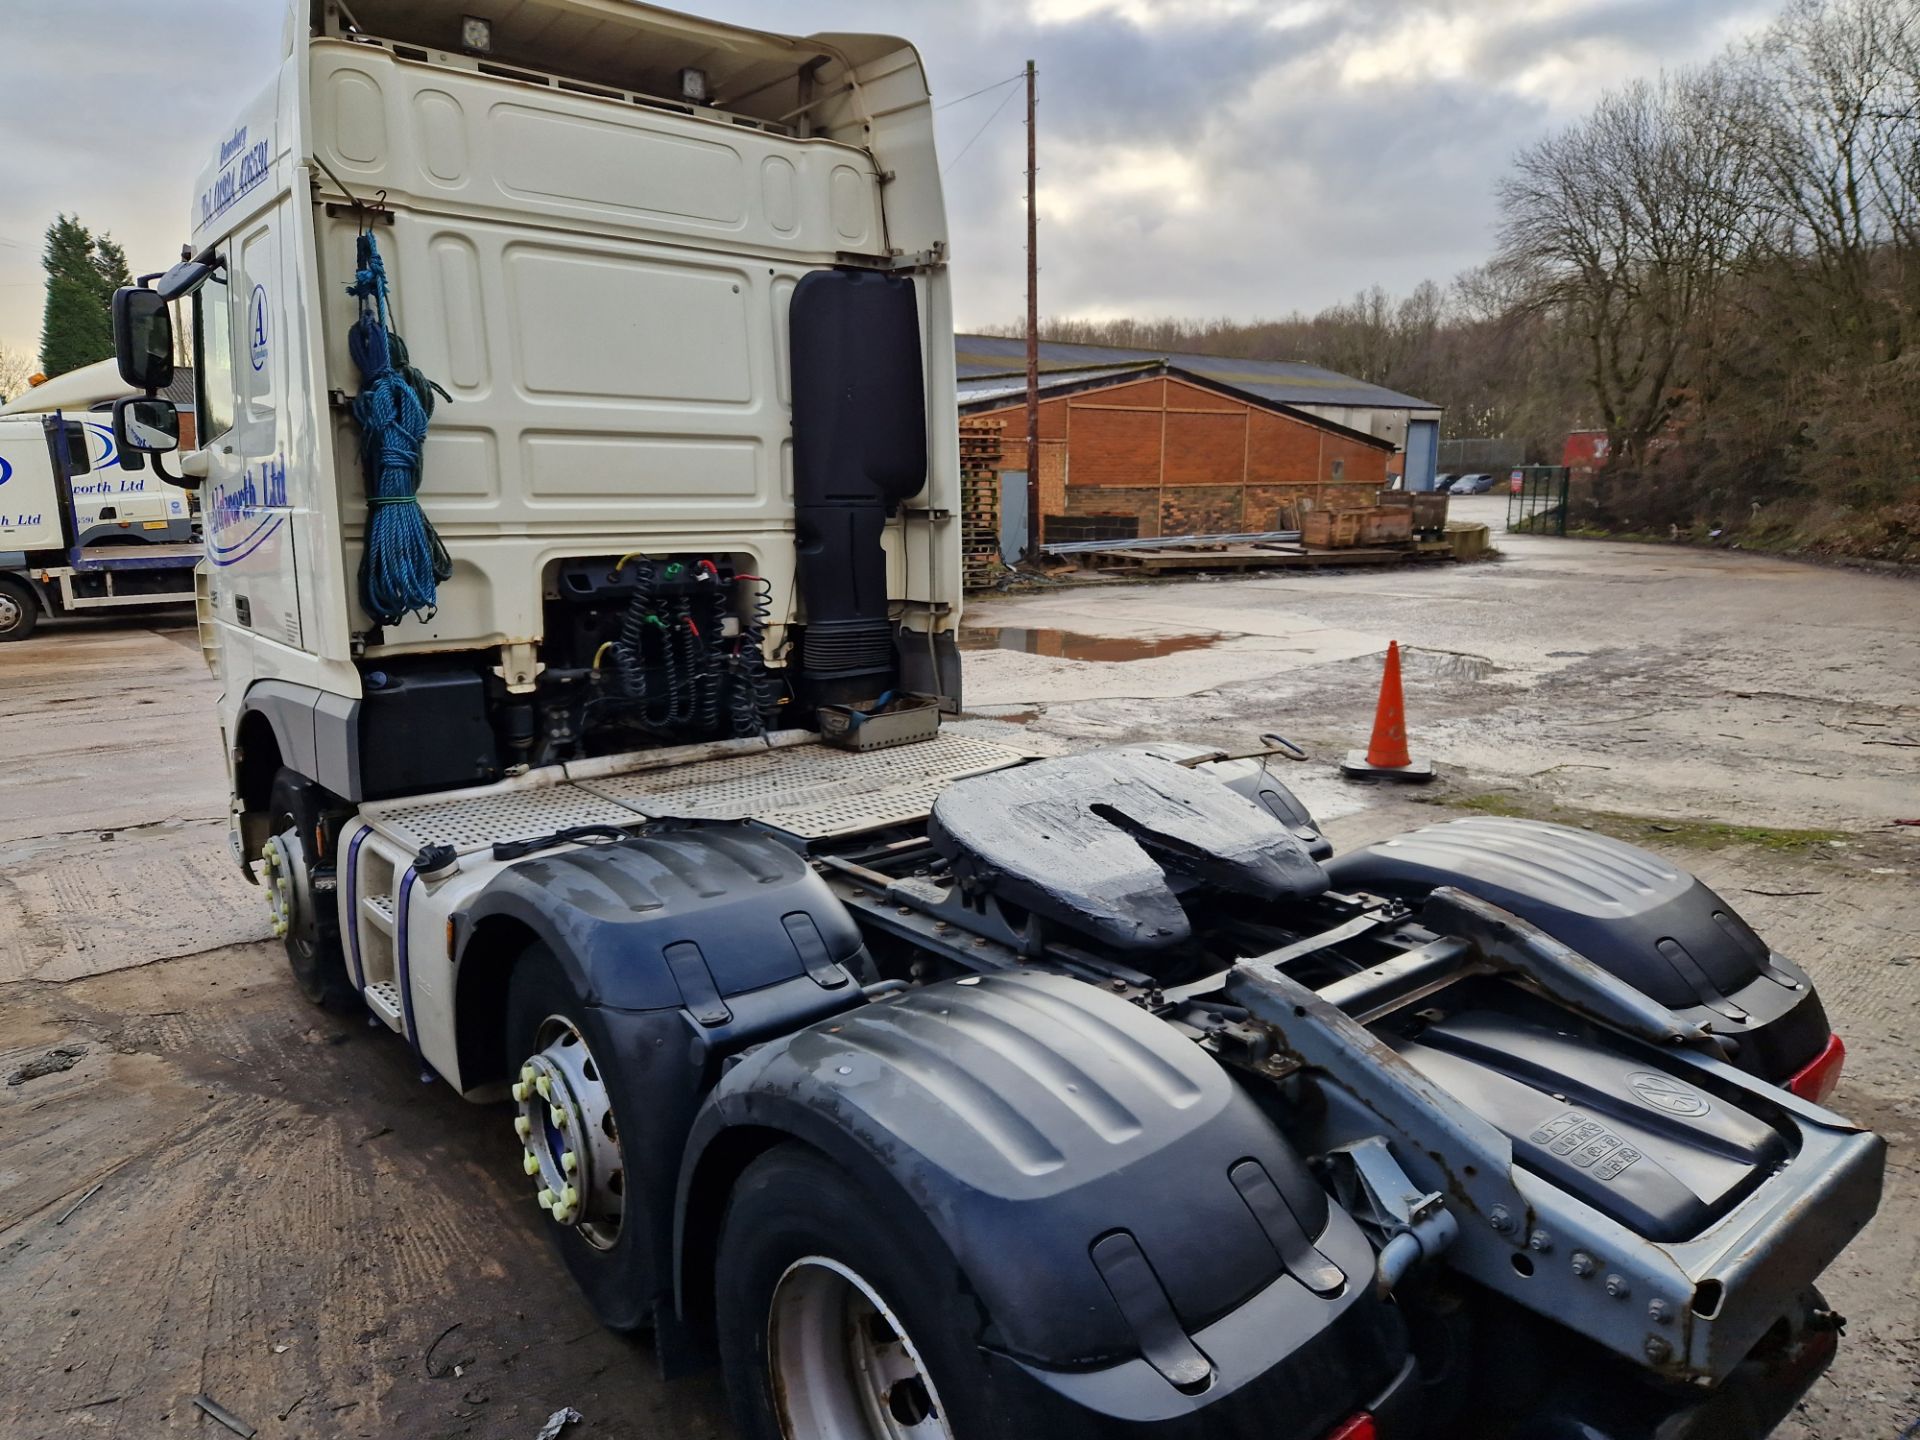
[0,0,1776,360]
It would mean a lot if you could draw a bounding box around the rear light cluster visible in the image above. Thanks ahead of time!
[1326,1415,1377,1440]
[1787,1032,1846,1105]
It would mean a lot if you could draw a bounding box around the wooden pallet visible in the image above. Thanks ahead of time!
[959,419,1005,588]
[1089,543,1414,574]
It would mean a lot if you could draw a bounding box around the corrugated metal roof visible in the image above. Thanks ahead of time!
[954,334,1438,412]
[956,363,1156,408]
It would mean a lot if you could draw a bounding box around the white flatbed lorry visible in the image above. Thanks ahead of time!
[106,4,1881,1438]
[0,410,198,640]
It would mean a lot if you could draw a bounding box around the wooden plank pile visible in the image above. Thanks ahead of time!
[1088,542,1414,575]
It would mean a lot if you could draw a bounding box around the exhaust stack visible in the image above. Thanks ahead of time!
[787,269,929,710]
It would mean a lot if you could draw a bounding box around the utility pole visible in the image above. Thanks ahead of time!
[1023,58,1040,558]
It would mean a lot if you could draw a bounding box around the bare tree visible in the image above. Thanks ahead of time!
[1747,0,1920,359]
[1495,64,1768,466]
[0,344,38,405]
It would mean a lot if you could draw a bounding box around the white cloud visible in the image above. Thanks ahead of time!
[0,0,1777,352]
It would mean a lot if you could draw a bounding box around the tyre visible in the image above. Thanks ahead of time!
[266,767,358,1011]
[716,1143,1049,1440]
[0,577,40,641]
[504,943,652,1331]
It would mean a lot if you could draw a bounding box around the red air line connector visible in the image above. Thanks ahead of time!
[1325,1415,1376,1440]
[1787,1032,1846,1105]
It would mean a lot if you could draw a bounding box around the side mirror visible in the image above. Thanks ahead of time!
[113,396,181,455]
[112,286,175,392]
[153,260,213,302]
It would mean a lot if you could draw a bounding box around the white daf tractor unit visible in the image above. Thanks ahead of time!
[108,4,1880,1438]
[0,409,198,640]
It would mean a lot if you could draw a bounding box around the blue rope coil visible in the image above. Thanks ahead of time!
[346,231,451,626]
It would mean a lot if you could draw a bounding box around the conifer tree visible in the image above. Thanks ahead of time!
[39,214,129,377]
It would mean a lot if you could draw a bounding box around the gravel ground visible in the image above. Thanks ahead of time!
[1,508,1913,1437]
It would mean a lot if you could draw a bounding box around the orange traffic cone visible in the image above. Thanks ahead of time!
[1341,641,1435,782]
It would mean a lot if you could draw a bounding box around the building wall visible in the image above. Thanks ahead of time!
[973,376,1390,540]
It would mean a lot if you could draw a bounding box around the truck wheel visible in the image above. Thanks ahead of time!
[0,578,40,641]
[504,944,652,1331]
[267,768,357,1011]
[717,1144,1036,1440]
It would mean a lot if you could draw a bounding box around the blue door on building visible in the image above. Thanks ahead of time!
[1404,419,1440,492]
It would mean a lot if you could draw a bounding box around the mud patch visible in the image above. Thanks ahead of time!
[5,1045,87,1086]
[959,626,1224,661]
[1427,789,1853,854]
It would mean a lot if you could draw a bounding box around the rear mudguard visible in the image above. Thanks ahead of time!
[1224,951,1882,1386]
[677,968,1411,1432]
[1326,817,1831,1080]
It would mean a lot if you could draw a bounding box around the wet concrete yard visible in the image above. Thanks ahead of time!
[1,497,1914,1437]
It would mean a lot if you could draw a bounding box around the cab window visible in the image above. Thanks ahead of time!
[194,268,236,441]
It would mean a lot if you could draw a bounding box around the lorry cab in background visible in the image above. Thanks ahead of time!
[0,363,194,547]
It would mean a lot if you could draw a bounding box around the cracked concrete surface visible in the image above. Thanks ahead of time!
[1,509,1914,1437]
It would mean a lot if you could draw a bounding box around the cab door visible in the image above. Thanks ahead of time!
[201,210,303,649]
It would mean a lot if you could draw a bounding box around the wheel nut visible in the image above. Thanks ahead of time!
[511,1082,529,1102]
[561,1152,577,1175]
[535,1075,552,1100]
[520,1064,536,1083]
[523,1150,539,1176]
[550,1106,567,1129]
[561,1186,579,1208]
[514,1116,532,1140]
[536,1188,555,1210]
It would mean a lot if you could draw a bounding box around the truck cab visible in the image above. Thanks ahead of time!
[119,0,958,866]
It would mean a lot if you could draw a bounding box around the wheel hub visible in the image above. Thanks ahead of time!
[512,1018,623,1245]
[769,1257,955,1440]
[261,831,300,940]
[0,590,22,631]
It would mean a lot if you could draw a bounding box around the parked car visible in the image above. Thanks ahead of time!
[1432,473,1457,493]
[1453,472,1496,494]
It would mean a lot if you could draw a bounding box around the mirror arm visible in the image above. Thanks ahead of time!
[149,448,197,490]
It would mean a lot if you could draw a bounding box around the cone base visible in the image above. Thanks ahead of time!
[1340,750,1436,783]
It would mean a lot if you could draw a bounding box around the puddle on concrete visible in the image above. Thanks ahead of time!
[959,627,1223,661]
[967,705,1045,725]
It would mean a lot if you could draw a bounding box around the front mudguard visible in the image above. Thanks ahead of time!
[676,968,1412,1432]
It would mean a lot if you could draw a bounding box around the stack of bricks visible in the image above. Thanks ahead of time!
[959,419,1004,589]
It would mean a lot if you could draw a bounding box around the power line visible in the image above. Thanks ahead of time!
[943,83,1021,175]
[936,71,1025,111]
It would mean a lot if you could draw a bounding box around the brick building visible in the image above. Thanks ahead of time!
[959,361,1398,543]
